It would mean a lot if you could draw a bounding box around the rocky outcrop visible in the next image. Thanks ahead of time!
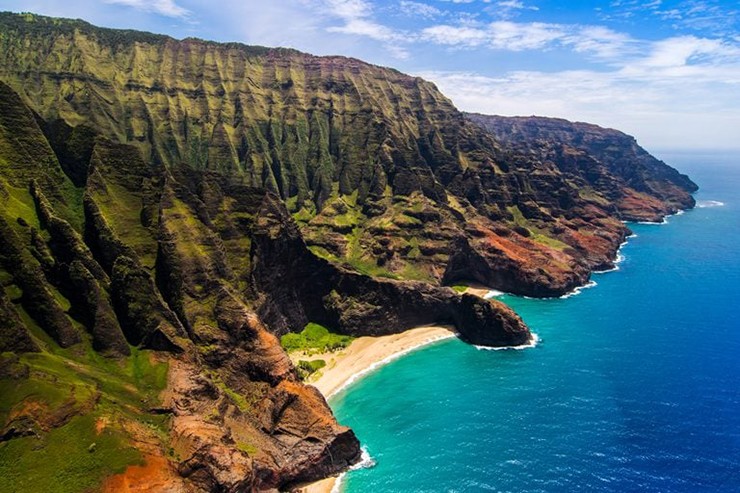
[0,213,81,349]
[0,289,39,353]
[251,193,532,347]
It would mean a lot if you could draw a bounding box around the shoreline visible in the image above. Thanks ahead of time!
[293,325,456,493]
[297,325,457,400]
[297,210,685,493]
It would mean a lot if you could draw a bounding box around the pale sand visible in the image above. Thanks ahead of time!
[465,286,491,298]
[292,325,457,493]
[301,325,456,399]
[296,476,337,493]
[461,282,510,299]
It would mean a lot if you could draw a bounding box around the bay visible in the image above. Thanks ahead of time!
[331,151,740,493]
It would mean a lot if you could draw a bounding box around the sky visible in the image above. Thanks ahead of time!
[3,0,740,151]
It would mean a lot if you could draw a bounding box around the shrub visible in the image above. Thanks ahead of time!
[296,359,326,380]
[280,333,303,352]
[280,323,354,353]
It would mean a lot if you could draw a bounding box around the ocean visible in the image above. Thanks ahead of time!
[330,151,740,492]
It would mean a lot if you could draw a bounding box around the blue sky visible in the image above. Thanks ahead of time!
[4,0,740,150]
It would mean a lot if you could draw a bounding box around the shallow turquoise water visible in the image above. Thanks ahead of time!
[331,151,740,492]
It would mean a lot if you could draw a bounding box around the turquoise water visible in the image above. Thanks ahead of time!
[331,151,740,492]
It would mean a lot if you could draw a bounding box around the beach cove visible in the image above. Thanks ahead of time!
[292,326,456,493]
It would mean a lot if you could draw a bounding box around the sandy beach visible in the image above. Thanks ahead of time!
[292,290,500,492]
[297,476,338,493]
[292,325,456,493]
[294,325,456,399]
[461,283,503,299]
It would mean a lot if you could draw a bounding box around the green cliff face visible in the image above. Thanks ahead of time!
[466,113,698,221]
[0,61,362,492]
[0,12,696,291]
[0,11,696,492]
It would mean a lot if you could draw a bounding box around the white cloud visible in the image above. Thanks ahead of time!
[416,33,740,149]
[327,0,372,19]
[656,8,684,20]
[422,22,564,50]
[328,18,405,42]
[399,1,444,19]
[498,0,531,8]
[628,36,740,72]
[566,26,637,60]
[105,0,188,18]
[422,24,488,46]
[322,0,412,57]
[329,19,388,40]
[604,0,740,35]
[486,0,539,20]
[423,20,635,58]
[487,21,564,50]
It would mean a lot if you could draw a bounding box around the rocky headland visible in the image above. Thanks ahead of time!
[0,12,695,492]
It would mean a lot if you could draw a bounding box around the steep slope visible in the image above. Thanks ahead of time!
[0,80,363,491]
[0,78,533,491]
[0,17,532,491]
[466,113,697,222]
[0,12,696,297]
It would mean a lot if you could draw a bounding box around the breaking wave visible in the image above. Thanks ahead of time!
[696,200,725,208]
[475,332,540,351]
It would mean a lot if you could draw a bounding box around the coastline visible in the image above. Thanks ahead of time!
[298,204,695,493]
[292,325,456,493]
[296,325,457,399]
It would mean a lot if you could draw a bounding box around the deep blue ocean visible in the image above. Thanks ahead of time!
[331,151,740,492]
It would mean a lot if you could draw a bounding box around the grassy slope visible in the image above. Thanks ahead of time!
[0,72,171,492]
[0,345,169,493]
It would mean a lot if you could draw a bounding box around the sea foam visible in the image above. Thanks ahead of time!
[636,208,689,225]
[475,332,540,351]
[559,280,598,299]
[696,200,725,208]
[483,289,506,299]
[594,236,632,274]
[331,448,376,493]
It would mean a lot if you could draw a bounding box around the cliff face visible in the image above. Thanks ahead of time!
[0,78,527,490]
[0,13,697,297]
[0,12,696,492]
[0,80,364,491]
[466,113,697,222]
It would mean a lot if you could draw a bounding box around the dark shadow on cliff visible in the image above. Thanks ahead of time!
[250,192,532,348]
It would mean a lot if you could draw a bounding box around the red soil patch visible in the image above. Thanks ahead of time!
[101,454,181,493]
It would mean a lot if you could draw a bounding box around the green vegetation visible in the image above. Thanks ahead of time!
[236,441,258,456]
[280,322,354,354]
[506,205,570,251]
[296,359,326,380]
[0,414,141,493]
[0,345,169,493]
[218,382,250,412]
[398,262,433,282]
[206,370,268,413]
[452,285,468,293]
